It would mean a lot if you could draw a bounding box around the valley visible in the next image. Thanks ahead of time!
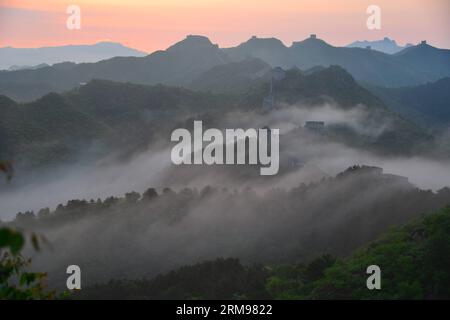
[0,31,449,301]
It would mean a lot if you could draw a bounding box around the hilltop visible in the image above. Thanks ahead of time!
[1,35,449,101]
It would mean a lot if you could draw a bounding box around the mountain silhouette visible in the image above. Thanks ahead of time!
[224,36,292,67]
[0,42,147,70]
[234,35,449,87]
[347,37,413,54]
[0,35,229,101]
[0,35,449,101]
[394,42,450,80]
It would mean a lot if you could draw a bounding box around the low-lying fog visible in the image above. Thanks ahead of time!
[1,104,449,221]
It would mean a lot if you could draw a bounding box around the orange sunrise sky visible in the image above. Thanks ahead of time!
[0,0,449,52]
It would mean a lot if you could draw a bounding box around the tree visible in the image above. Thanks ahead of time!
[125,191,140,203]
[0,163,58,299]
[142,188,158,201]
[0,228,56,299]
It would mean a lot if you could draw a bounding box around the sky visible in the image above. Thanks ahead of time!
[0,0,449,52]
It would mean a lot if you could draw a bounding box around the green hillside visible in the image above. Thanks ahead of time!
[0,66,436,170]
[73,206,450,300]
[307,205,450,299]
[242,66,432,154]
[0,80,234,169]
[367,77,450,131]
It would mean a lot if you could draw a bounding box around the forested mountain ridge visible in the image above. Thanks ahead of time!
[0,79,235,169]
[189,57,272,93]
[0,35,229,102]
[72,206,450,300]
[241,66,432,154]
[0,66,435,171]
[366,77,450,131]
[1,35,449,101]
[6,166,448,293]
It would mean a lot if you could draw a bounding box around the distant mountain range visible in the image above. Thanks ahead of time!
[0,35,449,102]
[0,42,147,70]
[0,36,230,101]
[225,35,450,87]
[7,63,50,71]
[346,37,413,54]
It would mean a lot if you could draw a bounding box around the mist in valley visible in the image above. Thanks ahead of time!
[1,104,449,220]
[1,102,450,290]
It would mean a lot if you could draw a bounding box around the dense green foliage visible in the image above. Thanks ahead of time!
[74,206,450,300]
[0,227,56,299]
[0,80,234,169]
[1,155,56,300]
[75,258,270,300]
[8,166,450,291]
[267,206,450,299]
[308,206,450,299]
